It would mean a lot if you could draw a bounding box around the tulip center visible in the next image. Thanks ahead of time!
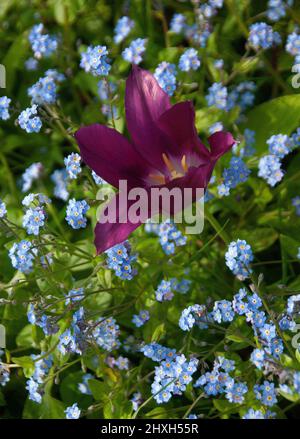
[148,154,189,185]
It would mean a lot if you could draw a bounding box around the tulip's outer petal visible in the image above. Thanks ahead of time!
[75,124,149,189]
[94,192,151,254]
[95,219,141,255]
[125,66,177,172]
[208,131,236,160]
[126,65,171,123]
[157,101,210,161]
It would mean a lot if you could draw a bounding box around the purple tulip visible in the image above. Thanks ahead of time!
[75,66,234,254]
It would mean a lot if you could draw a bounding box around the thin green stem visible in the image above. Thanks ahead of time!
[205,210,231,245]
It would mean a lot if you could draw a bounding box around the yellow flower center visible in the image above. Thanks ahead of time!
[148,154,189,185]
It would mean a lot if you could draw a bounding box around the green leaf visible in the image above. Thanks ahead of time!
[280,354,300,371]
[88,379,108,401]
[23,395,66,419]
[279,235,300,259]
[278,389,300,403]
[23,398,42,419]
[103,395,114,419]
[40,395,66,419]
[16,324,38,349]
[102,393,132,419]
[195,108,221,132]
[226,333,247,343]
[60,371,92,406]
[226,317,252,344]
[2,32,29,93]
[145,407,169,418]
[243,95,300,154]
[11,356,35,377]
[0,0,12,18]
[3,286,31,320]
[233,56,259,74]
[50,0,85,25]
[150,323,165,342]
[231,227,278,253]
[213,398,239,413]
[158,47,178,63]
[73,71,99,96]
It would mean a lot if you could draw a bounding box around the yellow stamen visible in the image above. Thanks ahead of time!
[162,153,175,174]
[148,153,190,185]
[181,154,188,172]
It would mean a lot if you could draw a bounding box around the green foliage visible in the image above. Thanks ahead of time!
[243,95,300,154]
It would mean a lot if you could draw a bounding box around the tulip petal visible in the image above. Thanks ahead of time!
[126,65,171,123]
[125,66,176,171]
[208,131,236,160]
[94,192,150,254]
[75,124,149,189]
[165,162,213,193]
[157,101,210,161]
